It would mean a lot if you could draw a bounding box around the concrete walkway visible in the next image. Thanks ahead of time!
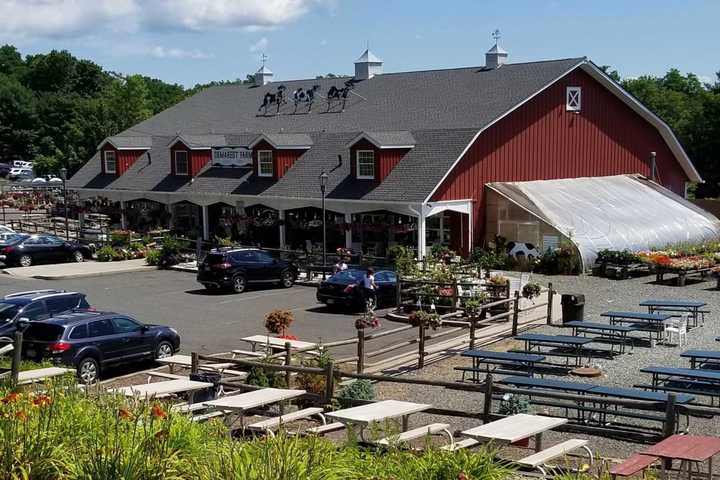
[2,259,155,280]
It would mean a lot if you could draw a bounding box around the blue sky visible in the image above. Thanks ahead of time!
[2,0,718,87]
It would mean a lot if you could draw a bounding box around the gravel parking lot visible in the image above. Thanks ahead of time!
[373,272,720,460]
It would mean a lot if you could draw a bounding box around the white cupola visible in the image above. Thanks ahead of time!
[485,29,508,69]
[254,55,273,86]
[354,48,383,80]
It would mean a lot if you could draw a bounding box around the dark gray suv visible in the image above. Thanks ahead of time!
[0,290,91,338]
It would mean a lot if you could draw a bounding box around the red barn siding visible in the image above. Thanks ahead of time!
[251,140,302,179]
[100,145,145,175]
[350,139,407,181]
[190,149,211,176]
[431,68,690,244]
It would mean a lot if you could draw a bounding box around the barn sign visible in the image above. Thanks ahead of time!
[212,147,252,167]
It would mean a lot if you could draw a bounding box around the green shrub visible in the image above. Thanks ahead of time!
[145,248,161,266]
[95,245,115,262]
[387,245,418,277]
[338,379,376,401]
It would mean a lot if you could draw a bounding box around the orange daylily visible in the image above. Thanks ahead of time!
[118,407,133,420]
[151,404,167,419]
[14,411,28,422]
[32,395,52,408]
[1,393,19,404]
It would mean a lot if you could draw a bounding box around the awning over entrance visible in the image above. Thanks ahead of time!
[487,175,720,269]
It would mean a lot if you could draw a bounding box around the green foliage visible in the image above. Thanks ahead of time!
[536,239,581,275]
[521,282,541,300]
[95,245,115,262]
[145,248,161,266]
[337,379,376,401]
[409,310,441,330]
[596,249,640,266]
[387,245,418,277]
[497,393,531,415]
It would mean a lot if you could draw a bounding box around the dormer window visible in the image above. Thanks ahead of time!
[566,86,582,112]
[103,150,117,174]
[174,150,189,175]
[258,150,274,177]
[356,150,375,179]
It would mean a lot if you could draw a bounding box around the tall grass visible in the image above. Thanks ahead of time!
[0,376,516,480]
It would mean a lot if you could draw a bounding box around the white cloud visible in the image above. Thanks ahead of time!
[151,46,211,59]
[249,37,269,53]
[319,39,328,46]
[0,0,329,39]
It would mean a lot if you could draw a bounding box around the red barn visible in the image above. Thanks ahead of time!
[69,42,706,263]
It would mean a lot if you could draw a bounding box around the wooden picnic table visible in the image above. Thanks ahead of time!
[325,399,431,441]
[241,335,317,352]
[639,299,707,329]
[514,333,594,367]
[203,388,306,429]
[601,311,672,344]
[565,321,636,354]
[458,350,545,382]
[112,379,213,400]
[461,414,567,452]
[640,434,720,479]
[681,350,720,369]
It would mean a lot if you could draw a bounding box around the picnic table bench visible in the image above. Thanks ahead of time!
[241,335,318,353]
[203,388,307,430]
[680,350,720,369]
[639,300,707,329]
[457,350,545,382]
[325,400,432,443]
[639,366,720,405]
[601,311,672,344]
[513,333,596,367]
[112,379,214,401]
[156,354,248,378]
[16,367,73,385]
[565,321,637,354]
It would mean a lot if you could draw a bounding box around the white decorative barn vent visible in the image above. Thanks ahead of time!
[485,29,508,69]
[255,54,273,86]
[354,48,383,80]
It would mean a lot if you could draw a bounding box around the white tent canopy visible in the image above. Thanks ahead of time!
[488,175,720,269]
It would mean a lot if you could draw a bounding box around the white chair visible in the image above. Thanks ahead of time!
[664,313,688,346]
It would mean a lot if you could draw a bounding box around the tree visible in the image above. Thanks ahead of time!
[106,74,153,131]
[142,76,186,114]
[0,76,37,162]
[0,45,24,77]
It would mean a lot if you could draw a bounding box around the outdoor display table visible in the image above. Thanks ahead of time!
[514,333,594,367]
[601,311,672,344]
[458,350,545,382]
[112,379,213,401]
[240,335,317,352]
[639,299,707,329]
[325,400,431,441]
[565,321,636,354]
[460,414,567,452]
[640,434,720,480]
[680,350,720,369]
[203,388,306,429]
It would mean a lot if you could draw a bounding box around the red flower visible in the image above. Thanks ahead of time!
[32,394,52,408]
[15,411,28,422]
[279,334,298,341]
[151,404,167,419]
[1,393,19,404]
[118,407,132,420]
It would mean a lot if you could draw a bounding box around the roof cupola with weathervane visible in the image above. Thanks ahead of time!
[254,54,273,86]
[354,48,383,80]
[485,29,508,69]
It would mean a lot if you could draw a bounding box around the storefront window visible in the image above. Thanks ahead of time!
[356,150,375,179]
[258,151,273,177]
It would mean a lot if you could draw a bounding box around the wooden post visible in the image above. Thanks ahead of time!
[396,273,402,311]
[284,342,292,388]
[662,393,677,469]
[323,361,335,405]
[469,314,477,350]
[418,321,426,369]
[10,331,22,387]
[482,373,494,423]
[356,329,365,373]
[511,290,520,336]
[452,279,458,309]
[546,282,554,325]
[190,352,199,375]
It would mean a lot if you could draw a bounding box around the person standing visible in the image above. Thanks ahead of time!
[362,267,377,309]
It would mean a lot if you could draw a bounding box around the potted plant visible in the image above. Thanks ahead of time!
[521,282,542,302]
[265,309,295,338]
[408,310,441,330]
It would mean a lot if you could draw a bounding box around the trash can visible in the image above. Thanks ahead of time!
[560,294,585,323]
[189,371,222,403]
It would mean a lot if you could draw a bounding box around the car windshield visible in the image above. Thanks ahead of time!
[0,302,21,322]
[23,323,65,342]
[1,234,28,245]
[330,270,365,282]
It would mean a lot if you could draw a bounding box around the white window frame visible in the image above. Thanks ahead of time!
[566,86,582,112]
[356,150,375,180]
[174,150,189,176]
[257,150,274,177]
[103,150,117,174]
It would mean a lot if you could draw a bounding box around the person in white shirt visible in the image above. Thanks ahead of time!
[362,267,377,308]
[333,258,348,274]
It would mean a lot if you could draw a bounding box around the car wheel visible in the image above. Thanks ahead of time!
[72,250,84,263]
[155,340,174,359]
[77,357,100,384]
[232,275,246,294]
[280,270,295,288]
[18,255,32,267]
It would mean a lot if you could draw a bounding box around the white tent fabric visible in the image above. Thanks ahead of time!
[488,175,720,269]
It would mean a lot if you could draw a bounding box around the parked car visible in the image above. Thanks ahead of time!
[0,225,15,242]
[12,160,32,169]
[316,268,398,310]
[0,163,10,177]
[8,167,33,181]
[0,234,92,267]
[20,311,180,383]
[0,289,91,338]
[196,247,297,293]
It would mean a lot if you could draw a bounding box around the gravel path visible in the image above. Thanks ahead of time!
[374,272,720,460]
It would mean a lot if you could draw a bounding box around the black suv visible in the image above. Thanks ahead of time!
[197,248,297,293]
[21,311,181,384]
[0,290,90,338]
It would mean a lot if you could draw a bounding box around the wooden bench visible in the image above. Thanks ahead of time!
[246,407,325,434]
[515,439,592,475]
[609,453,658,478]
[374,423,452,447]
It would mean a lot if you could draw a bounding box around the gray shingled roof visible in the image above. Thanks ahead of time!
[101,136,152,150]
[251,133,313,148]
[358,131,416,148]
[70,58,586,203]
[169,134,227,148]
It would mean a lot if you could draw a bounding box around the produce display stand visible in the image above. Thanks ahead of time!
[655,267,712,287]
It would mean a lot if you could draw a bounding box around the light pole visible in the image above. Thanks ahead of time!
[319,171,329,275]
[60,167,69,240]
